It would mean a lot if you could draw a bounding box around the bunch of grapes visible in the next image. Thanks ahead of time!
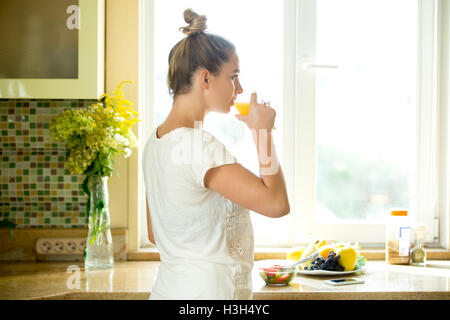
[306,251,345,271]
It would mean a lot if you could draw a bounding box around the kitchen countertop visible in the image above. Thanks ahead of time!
[0,260,449,300]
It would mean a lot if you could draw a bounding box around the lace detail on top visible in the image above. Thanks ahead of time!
[224,198,254,300]
[232,265,253,300]
[224,198,254,261]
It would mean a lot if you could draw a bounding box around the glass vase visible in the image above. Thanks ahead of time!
[84,174,114,270]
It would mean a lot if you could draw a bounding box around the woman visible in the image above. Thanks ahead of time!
[142,8,290,300]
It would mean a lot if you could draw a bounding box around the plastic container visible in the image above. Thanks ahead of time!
[386,209,411,265]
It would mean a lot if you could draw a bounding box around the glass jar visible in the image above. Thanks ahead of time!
[386,209,411,265]
[410,224,427,267]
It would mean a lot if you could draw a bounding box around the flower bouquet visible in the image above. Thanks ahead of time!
[50,81,139,269]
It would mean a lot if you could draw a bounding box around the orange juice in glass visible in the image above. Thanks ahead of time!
[234,101,250,115]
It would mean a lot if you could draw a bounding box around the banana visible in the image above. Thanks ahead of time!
[299,243,318,270]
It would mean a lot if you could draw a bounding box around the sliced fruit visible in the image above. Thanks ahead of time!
[272,273,291,284]
[336,246,358,271]
[299,243,318,270]
[318,244,336,259]
[286,246,305,261]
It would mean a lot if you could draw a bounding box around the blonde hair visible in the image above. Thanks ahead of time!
[167,9,235,96]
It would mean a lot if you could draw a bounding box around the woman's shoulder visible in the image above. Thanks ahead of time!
[146,126,235,163]
[157,126,223,145]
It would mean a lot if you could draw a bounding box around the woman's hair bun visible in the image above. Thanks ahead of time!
[179,8,207,36]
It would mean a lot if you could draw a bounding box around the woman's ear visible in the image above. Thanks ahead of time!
[199,69,210,89]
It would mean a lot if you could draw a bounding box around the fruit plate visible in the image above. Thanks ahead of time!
[296,266,366,276]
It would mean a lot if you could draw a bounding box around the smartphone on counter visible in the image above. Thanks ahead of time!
[324,278,365,286]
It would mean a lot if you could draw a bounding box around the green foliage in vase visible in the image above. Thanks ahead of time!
[50,81,139,177]
[50,81,139,223]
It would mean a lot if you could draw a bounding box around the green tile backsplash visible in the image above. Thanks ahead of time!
[0,99,98,228]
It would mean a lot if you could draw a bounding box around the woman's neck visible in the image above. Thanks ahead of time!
[167,92,208,128]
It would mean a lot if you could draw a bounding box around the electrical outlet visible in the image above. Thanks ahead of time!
[36,238,86,255]
[78,240,86,254]
[39,240,52,254]
[54,240,64,253]
[66,240,77,253]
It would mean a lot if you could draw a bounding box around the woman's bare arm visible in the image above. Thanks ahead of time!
[146,196,155,245]
[204,128,289,218]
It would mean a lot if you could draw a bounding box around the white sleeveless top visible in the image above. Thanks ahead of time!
[142,126,254,300]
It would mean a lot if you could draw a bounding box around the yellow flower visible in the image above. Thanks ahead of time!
[50,80,140,177]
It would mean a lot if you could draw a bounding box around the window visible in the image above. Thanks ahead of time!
[293,0,442,245]
[139,0,447,249]
[314,0,417,222]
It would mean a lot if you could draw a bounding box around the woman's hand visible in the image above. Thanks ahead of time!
[235,92,276,130]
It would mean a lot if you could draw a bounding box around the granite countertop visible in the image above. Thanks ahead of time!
[0,260,449,300]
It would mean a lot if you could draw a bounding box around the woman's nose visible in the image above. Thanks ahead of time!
[236,79,243,94]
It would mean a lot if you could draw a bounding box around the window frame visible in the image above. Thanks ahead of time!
[138,0,155,248]
[437,0,450,250]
